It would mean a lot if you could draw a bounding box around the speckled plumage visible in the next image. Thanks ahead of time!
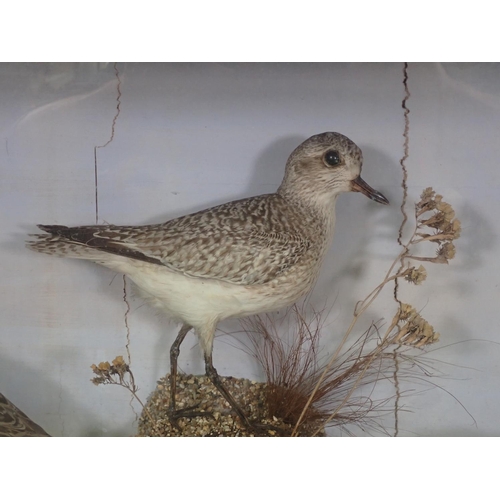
[0,393,50,437]
[27,132,388,427]
[32,194,318,286]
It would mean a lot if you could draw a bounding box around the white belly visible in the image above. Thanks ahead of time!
[121,260,305,329]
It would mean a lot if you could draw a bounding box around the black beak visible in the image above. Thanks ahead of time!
[351,176,389,205]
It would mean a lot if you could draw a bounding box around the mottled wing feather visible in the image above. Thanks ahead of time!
[0,393,50,437]
[38,194,312,286]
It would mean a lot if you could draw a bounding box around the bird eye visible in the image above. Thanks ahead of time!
[324,150,341,167]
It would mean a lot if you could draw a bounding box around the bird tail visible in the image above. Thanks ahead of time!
[26,225,106,260]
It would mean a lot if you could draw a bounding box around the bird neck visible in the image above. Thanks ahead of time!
[277,185,338,231]
[277,183,338,222]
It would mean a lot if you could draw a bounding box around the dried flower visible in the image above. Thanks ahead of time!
[404,265,427,285]
[437,242,456,261]
[416,189,460,232]
[436,200,455,222]
[90,356,153,431]
[452,219,462,238]
[394,305,439,347]
[399,303,417,321]
[409,189,461,266]
[440,219,461,240]
[420,211,449,231]
[112,356,125,367]
[90,356,135,389]
[416,187,437,213]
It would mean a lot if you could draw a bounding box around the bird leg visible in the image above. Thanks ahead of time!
[168,324,210,426]
[169,327,281,434]
[204,352,284,435]
[204,352,254,426]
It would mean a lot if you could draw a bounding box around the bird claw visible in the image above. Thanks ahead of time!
[168,404,213,429]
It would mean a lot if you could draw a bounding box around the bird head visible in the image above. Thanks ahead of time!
[278,132,389,210]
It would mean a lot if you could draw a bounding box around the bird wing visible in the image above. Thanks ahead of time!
[36,194,312,286]
[0,393,50,437]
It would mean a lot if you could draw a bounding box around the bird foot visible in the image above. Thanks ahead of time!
[168,404,213,429]
[242,419,287,436]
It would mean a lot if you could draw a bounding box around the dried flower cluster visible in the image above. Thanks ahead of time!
[91,355,159,433]
[91,356,139,393]
[391,189,461,345]
[404,264,427,285]
[410,188,461,264]
[392,303,439,347]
